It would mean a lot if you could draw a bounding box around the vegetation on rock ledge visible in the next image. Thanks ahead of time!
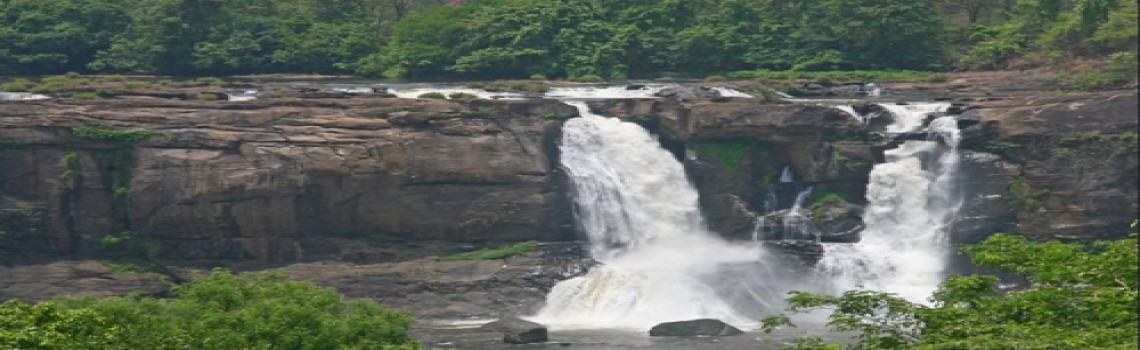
[440,241,539,261]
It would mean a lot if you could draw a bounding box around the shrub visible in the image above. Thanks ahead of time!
[196,93,221,101]
[72,127,158,143]
[529,74,547,80]
[466,82,488,89]
[448,92,478,100]
[123,81,148,90]
[440,241,539,261]
[0,79,37,92]
[924,73,950,83]
[195,77,225,85]
[72,92,99,99]
[570,75,605,82]
[29,86,54,94]
[418,92,447,99]
[0,270,421,350]
[705,75,727,82]
[763,231,1139,349]
[95,89,117,98]
[522,82,550,93]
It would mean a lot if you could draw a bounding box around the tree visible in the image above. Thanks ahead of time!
[762,229,1139,349]
[0,270,421,350]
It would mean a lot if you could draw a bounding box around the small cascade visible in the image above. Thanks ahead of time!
[792,186,814,210]
[779,166,795,183]
[817,103,963,303]
[835,105,862,122]
[876,103,950,133]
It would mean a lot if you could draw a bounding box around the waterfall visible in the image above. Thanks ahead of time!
[792,186,814,210]
[779,166,795,183]
[529,101,775,330]
[817,102,961,303]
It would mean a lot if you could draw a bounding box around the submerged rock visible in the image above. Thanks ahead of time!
[480,317,548,344]
[648,319,744,337]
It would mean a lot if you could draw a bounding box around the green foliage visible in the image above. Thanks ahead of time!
[570,75,606,83]
[72,127,157,144]
[447,92,478,100]
[807,193,847,218]
[1008,175,1050,212]
[440,241,539,261]
[0,270,421,349]
[689,139,760,171]
[1,79,37,92]
[0,0,1133,78]
[417,92,447,100]
[765,232,1139,349]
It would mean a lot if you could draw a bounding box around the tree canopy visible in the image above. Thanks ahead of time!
[0,0,1136,87]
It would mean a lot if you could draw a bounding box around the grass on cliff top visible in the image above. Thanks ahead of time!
[439,241,539,261]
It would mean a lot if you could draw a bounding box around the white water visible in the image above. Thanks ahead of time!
[817,103,962,303]
[529,101,766,330]
[877,103,950,133]
[779,166,795,183]
[0,92,51,101]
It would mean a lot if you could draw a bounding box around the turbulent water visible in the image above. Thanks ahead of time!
[817,103,961,302]
[528,101,776,330]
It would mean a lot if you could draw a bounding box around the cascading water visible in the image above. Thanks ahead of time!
[817,102,962,303]
[529,101,784,330]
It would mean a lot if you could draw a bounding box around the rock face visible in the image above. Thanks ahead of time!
[0,97,578,264]
[960,91,1138,240]
[648,319,745,337]
[479,317,549,344]
[282,243,591,320]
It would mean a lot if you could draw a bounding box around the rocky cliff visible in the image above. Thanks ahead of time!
[0,97,580,266]
[1,86,1135,319]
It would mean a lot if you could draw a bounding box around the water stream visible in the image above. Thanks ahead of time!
[816,103,961,302]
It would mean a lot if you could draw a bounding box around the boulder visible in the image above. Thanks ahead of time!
[648,319,744,337]
[480,317,549,344]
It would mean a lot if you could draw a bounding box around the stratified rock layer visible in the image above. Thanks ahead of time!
[0,97,579,264]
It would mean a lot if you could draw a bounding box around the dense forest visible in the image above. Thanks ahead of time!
[0,0,1136,85]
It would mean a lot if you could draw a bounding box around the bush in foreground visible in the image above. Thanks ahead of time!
[763,227,1139,349]
[0,270,420,350]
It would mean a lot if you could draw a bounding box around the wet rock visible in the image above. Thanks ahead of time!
[648,319,744,337]
[481,317,548,344]
[654,85,722,99]
[756,209,821,241]
[762,241,825,266]
[625,84,648,90]
[809,201,864,243]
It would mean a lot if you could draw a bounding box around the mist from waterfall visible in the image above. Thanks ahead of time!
[528,101,790,331]
[817,102,961,303]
